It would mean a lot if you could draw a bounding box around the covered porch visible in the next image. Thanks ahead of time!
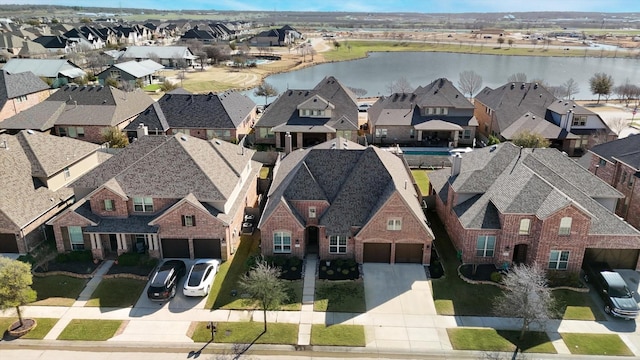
[84,216,160,260]
[414,120,463,148]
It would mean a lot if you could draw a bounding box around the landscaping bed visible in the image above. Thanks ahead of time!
[33,251,98,276]
[428,247,444,279]
[247,255,303,280]
[318,258,359,280]
[106,252,158,278]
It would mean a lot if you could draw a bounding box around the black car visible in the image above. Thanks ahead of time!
[583,261,639,320]
[147,260,187,301]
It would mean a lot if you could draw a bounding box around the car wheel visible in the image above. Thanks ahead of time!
[170,287,176,299]
[206,285,211,296]
[604,305,612,314]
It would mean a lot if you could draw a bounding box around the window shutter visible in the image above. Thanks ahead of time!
[192,215,196,226]
[181,215,186,226]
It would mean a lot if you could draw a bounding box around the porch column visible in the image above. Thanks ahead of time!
[92,234,101,249]
[296,133,303,149]
[417,130,423,141]
[118,234,128,251]
[452,131,459,148]
[275,132,281,148]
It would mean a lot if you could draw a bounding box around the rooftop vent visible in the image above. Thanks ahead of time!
[490,145,497,152]
[26,129,34,134]
[510,83,515,89]
[214,140,221,145]
[180,135,187,141]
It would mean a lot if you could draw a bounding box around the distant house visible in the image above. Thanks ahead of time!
[121,46,197,68]
[474,82,615,156]
[0,70,50,123]
[96,60,164,88]
[259,138,434,264]
[251,25,301,47]
[124,90,256,142]
[587,134,640,230]
[368,78,477,147]
[2,58,86,88]
[48,134,261,261]
[33,35,81,54]
[0,130,104,254]
[254,76,359,150]
[429,142,640,273]
[0,85,154,144]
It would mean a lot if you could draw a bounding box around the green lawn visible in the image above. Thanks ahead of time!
[311,324,366,346]
[143,84,161,91]
[561,333,634,356]
[448,328,556,353]
[221,280,303,311]
[0,317,58,339]
[314,280,366,313]
[57,319,122,341]
[31,275,88,306]
[553,289,604,321]
[411,169,430,196]
[191,321,298,345]
[85,278,147,308]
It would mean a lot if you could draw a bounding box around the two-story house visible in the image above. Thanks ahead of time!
[0,130,103,254]
[259,138,434,264]
[429,142,640,273]
[368,78,477,147]
[254,76,359,150]
[124,90,256,143]
[474,82,614,156]
[587,134,640,230]
[48,133,261,261]
[0,70,50,123]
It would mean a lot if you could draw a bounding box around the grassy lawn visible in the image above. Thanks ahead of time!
[259,167,270,179]
[191,321,298,345]
[411,169,430,196]
[311,324,366,346]
[220,280,303,311]
[143,84,161,91]
[0,317,58,339]
[561,333,634,356]
[57,319,122,341]
[553,289,604,321]
[314,280,366,313]
[448,328,556,353]
[31,275,88,306]
[85,278,147,308]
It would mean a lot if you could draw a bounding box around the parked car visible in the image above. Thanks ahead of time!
[244,214,255,222]
[583,261,639,320]
[147,260,186,301]
[358,103,371,112]
[183,259,220,297]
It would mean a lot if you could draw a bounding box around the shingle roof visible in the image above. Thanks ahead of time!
[102,59,164,78]
[125,91,255,132]
[501,111,579,140]
[2,58,86,78]
[430,143,636,236]
[0,131,99,231]
[589,134,640,171]
[122,46,196,60]
[0,70,49,112]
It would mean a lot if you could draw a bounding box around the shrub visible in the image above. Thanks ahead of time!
[321,266,327,271]
[342,269,350,275]
[17,254,36,265]
[490,271,503,283]
[290,266,297,272]
[326,270,334,275]
[56,250,92,263]
[117,252,141,266]
[290,257,302,267]
[334,259,344,267]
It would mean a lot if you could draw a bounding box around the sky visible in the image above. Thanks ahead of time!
[2,0,639,13]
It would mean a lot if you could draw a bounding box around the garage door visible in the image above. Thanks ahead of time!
[584,248,640,269]
[0,233,19,253]
[363,243,391,263]
[161,238,190,258]
[193,239,221,259]
[395,243,423,263]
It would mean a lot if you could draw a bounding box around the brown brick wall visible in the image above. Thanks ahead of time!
[0,89,50,122]
[89,187,129,217]
[588,154,616,185]
[127,197,176,216]
[260,202,306,258]
[51,210,94,253]
[473,101,494,137]
[289,200,330,225]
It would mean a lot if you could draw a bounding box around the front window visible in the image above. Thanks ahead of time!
[598,159,606,167]
[621,171,627,184]
[104,199,114,211]
[376,128,387,138]
[259,127,274,139]
[519,219,531,235]
[387,218,402,231]
[273,231,291,253]
[337,130,352,139]
[68,226,84,250]
[329,235,347,254]
[476,235,495,257]
[308,207,316,218]
[572,115,587,126]
[559,217,572,236]
[548,250,569,270]
[133,197,153,212]
[182,215,195,227]
[16,95,28,103]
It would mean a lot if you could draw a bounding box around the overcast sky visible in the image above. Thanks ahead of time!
[2,0,639,13]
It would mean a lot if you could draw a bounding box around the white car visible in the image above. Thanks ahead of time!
[183,259,220,297]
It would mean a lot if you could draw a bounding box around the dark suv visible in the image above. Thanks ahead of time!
[583,261,639,320]
[147,260,186,301]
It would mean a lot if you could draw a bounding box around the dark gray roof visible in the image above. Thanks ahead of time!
[125,91,255,132]
[430,143,637,236]
[0,70,49,105]
[501,111,579,140]
[589,134,640,171]
[72,201,160,234]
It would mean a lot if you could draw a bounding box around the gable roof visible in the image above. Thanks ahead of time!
[0,70,49,111]
[429,143,636,236]
[589,134,640,171]
[2,58,86,78]
[100,59,164,78]
[121,46,197,60]
[500,111,579,140]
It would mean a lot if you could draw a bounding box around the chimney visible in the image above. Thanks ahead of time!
[451,153,462,177]
[565,110,573,132]
[284,132,292,154]
[136,123,148,138]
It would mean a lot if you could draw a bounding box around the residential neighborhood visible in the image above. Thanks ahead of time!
[2,5,640,359]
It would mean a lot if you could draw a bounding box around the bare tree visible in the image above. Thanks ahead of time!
[493,264,555,339]
[458,70,483,98]
[608,117,628,135]
[507,73,528,83]
[563,78,580,99]
[347,86,368,98]
[254,82,278,106]
[389,76,414,93]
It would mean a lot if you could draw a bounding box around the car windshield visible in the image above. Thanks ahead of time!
[610,285,632,298]
[151,269,171,287]
[187,264,209,286]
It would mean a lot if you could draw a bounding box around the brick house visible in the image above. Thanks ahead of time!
[474,82,615,156]
[0,70,50,123]
[429,142,640,273]
[48,133,261,261]
[253,76,359,150]
[124,90,256,143]
[0,130,103,254]
[0,85,154,144]
[586,134,640,230]
[258,138,434,264]
[367,78,477,147]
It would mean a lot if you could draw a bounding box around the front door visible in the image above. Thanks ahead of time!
[512,244,527,264]
[306,226,319,254]
[109,234,118,254]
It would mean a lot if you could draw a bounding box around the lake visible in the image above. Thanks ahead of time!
[245,51,640,101]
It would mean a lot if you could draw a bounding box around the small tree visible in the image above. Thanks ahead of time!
[507,38,514,47]
[254,82,278,106]
[589,72,614,104]
[497,37,505,48]
[512,131,550,148]
[102,127,129,148]
[493,263,555,339]
[507,73,527,83]
[563,78,580,99]
[388,76,414,94]
[487,135,501,145]
[347,87,368,97]
[239,257,288,332]
[458,70,483,98]
[608,117,628,135]
[0,257,37,328]
[160,80,178,92]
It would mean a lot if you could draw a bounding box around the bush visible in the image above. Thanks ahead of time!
[547,271,583,288]
[17,254,36,265]
[117,252,141,266]
[326,270,334,275]
[490,271,503,283]
[56,250,92,263]
[160,80,178,92]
